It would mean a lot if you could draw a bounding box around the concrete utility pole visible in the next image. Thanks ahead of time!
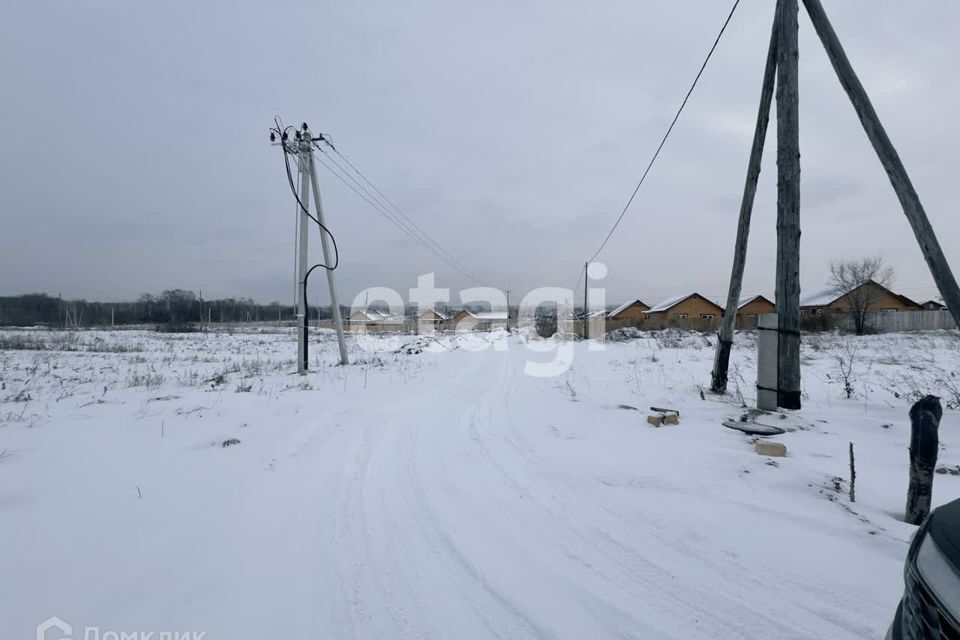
[582,262,589,339]
[274,122,350,372]
[775,0,802,410]
[297,137,312,373]
[505,288,512,330]
[307,145,349,366]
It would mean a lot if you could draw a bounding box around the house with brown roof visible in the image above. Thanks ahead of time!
[645,292,724,328]
[734,294,775,328]
[606,299,650,323]
[800,280,920,315]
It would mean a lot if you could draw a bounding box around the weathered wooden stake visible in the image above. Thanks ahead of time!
[711,4,780,394]
[848,441,855,503]
[802,0,960,330]
[905,395,942,525]
[775,0,802,410]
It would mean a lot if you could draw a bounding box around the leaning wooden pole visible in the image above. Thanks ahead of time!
[802,0,960,328]
[711,6,780,394]
[775,0,802,410]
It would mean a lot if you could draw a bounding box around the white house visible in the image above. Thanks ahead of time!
[451,309,509,332]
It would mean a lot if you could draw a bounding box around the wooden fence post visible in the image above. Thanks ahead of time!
[848,442,855,503]
[905,395,942,525]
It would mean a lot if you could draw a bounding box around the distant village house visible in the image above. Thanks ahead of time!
[800,280,920,315]
[733,294,775,328]
[645,292,724,326]
[451,309,508,332]
[605,299,649,323]
[347,308,404,333]
[417,308,448,333]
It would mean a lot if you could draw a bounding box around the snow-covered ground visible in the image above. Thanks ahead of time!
[1,326,959,639]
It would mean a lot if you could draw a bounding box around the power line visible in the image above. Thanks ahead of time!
[314,142,480,283]
[310,142,482,283]
[321,142,480,282]
[310,150,464,276]
[576,0,741,294]
[314,145,447,258]
[311,150,480,283]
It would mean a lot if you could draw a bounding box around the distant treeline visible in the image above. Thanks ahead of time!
[0,291,345,328]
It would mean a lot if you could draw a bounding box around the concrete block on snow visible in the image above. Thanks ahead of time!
[755,441,787,457]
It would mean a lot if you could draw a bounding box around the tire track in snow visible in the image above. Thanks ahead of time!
[398,352,679,638]
[446,348,868,639]
[313,338,883,639]
[454,353,738,638]
[331,353,518,639]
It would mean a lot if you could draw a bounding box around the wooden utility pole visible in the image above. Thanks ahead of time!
[775,0,802,410]
[802,0,960,328]
[711,5,779,393]
[711,0,960,412]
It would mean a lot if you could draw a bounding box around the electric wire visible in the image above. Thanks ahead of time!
[312,142,480,283]
[318,140,479,282]
[271,117,339,278]
[312,145,431,249]
[271,117,342,325]
[312,151,470,279]
[574,0,741,297]
[280,140,339,271]
[310,143,481,283]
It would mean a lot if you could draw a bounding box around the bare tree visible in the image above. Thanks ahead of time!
[829,255,895,335]
[835,338,859,399]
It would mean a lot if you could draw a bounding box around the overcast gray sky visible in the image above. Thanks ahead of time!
[1,0,958,308]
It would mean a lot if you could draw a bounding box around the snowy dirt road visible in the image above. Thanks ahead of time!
[3,328,958,639]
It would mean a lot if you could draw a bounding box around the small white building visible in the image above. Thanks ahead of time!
[348,309,404,333]
[451,309,508,332]
[417,308,449,333]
